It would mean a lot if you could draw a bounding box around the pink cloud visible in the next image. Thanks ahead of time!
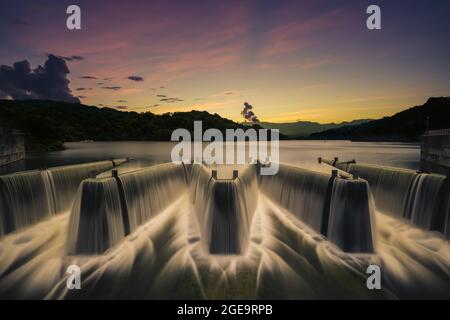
[259,7,350,58]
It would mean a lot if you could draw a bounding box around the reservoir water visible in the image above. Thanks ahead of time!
[0,140,420,175]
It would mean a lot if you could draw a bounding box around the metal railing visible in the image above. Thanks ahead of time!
[423,128,450,136]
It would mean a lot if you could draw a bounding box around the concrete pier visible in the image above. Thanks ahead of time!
[0,128,25,167]
[421,129,450,175]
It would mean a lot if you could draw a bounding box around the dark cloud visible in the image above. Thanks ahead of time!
[97,82,104,85]
[115,105,128,110]
[37,53,84,62]
[80,75,97,79]
[0,54,79,103]
[76,87,91,91]
[225,92,233,95]
[117,100,127,103]
[160,97,183,103]
[160,86,165,89]
[56,55,84,62]
[77,95,87,99]
[101,86,121,91]
[127,75,144,82]
[156,93,184,103]
[147,104,160,108]
[241,102,259,122]
[103,77,113,81]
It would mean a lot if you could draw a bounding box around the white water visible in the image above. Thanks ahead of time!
[259,164,331,233]
[67,163,188,254]
[47,161,114,213]
[409,174,446,229]
[190,165,258,254]
[0,143,449,299]
[0,170,54,236]
[119,163,187,231]
[67,178,125,254]
[0,160,117,237]
[345,163,450,240]
[347,164,417,218]
[327,178,374,253]
[0,195,384,299]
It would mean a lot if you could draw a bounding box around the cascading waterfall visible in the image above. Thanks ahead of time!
[67,163,188,254]
[190,164,214,227]
[408,174,446,230]
[327,178,374,253]
[259,163,331,233]
[0,160,122,237]
[119,163,187,231]
[46,161,114,213]
[260,163,375,252]
[347,163,417,218]
[190,164,258,254]
[235,165,258,235]
[0,170,55,236]
[67,178,124,254]
[1,156,449,299]
[342,162,449,239]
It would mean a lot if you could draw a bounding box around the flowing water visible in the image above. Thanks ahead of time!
[190,164,258,254]
[0,160,119,237]
[345,163,450,239]
[1,140,449,299]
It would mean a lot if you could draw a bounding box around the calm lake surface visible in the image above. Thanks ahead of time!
[0,140,420,175]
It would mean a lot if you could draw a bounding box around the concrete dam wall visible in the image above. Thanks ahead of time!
[0,128,25,167]
[421,128,450,175]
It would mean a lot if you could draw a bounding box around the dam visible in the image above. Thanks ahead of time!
[421,128,450,175]
[0,158,449,299]
[0,128,25,167]
[322,157,450,240]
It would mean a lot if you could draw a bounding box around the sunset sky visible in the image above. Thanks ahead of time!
[1,0,449,123]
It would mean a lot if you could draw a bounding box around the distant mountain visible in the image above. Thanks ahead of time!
[310,97,450,142]
[0,100,276,152]
[258,119,371,137]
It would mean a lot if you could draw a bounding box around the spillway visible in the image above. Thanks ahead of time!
[407,173,449,234]
[1,159,449,299]
[66,162,375,255]
[0,159,126,237]
[67,177,124,254]
[327,178,374,253]
[0,170,54,236]
[326,160,450,240]
[260,163,374,252]
[47,160,117,213]
[67,163,188,254]
[190,164,258,254]
[347,164,417,218]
